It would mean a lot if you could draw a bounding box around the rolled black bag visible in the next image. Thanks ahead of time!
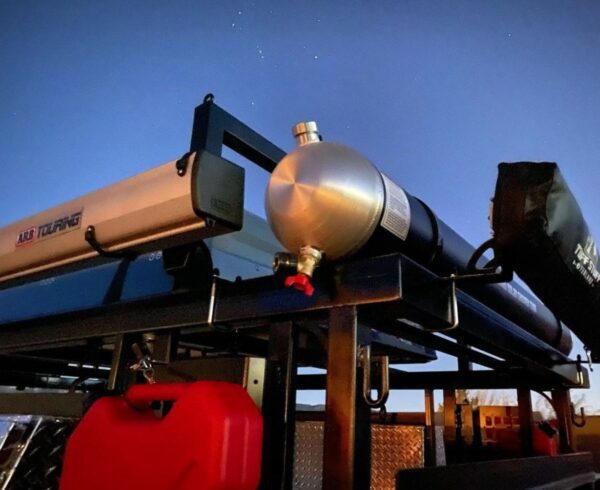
[492,162,600,361]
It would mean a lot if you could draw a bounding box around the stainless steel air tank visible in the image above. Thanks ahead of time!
[266,122,411,276]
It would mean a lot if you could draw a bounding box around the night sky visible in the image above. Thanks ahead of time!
[1,1,600,412]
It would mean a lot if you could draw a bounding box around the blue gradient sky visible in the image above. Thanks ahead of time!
[1,1,599,412]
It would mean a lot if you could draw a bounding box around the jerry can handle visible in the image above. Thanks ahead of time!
[125,383,189,410]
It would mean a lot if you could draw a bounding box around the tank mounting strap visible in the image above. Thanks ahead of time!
[440,238,513,285]
[415,197,444,266]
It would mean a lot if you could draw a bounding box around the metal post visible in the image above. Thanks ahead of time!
[472,406,482,452]
[552,390,575,454]
[424,389,439,466]
[323,306,370,490]
[245,357,266,409]
[443,389,457,463]
[106,334,136,392]
[260,321,297,490]
[152,333,176,365]
[150,332,177,417]
[457,341,473,373]
[517,388,534,456]
[355,346,372,488]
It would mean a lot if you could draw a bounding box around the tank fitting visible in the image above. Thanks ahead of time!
[283,246,322,297]
[273,252,298,273]
[293,121,321,146]
[296,245,322,277]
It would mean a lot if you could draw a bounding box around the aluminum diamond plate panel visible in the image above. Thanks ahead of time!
[294,421,324,489]
[435,426,446,466]
[0,415,76,490]
[293,422,425,489]
[371,425,424,490]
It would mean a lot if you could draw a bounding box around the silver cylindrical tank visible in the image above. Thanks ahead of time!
[266,122,416,278]
[265,122,573,355]
[266,140,385,262]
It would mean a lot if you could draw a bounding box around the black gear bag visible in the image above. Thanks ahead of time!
[492,162,600,361]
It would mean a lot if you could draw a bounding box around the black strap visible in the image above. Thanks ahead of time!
[415,197,444,266]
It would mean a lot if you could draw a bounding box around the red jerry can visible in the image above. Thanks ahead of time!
[533,421,558,456]
[60,382,263,490]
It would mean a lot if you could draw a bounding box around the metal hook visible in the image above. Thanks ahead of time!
[129,342,156,384]
[359,345,389,408]
[422,273,459,331]
[69,375,90,393]
[447,276,459,330]
[570,402,586,428]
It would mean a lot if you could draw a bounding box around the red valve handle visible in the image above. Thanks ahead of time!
[125,383,189,410]
[284,273,315,297]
